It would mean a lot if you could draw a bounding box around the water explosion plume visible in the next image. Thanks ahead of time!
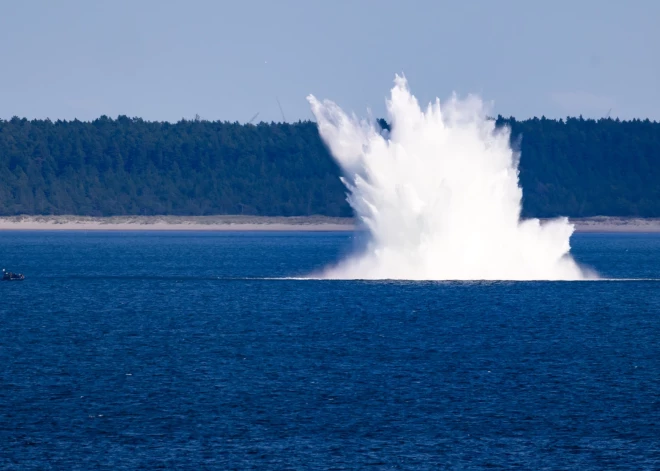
[307,75,595,280]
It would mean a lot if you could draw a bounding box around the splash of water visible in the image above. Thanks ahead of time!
[307,75,595,280]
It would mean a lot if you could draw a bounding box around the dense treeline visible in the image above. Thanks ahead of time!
[0,117,350,217]
[0,115,658,217]
[500,116,660,217]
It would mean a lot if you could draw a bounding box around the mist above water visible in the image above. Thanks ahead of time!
[307,75,594,280]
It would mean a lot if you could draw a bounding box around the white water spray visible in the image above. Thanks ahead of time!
[307,75,595,280]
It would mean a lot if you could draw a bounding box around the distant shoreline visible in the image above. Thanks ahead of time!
[0,215,355,232]
[0,215,660,233]
[559,217,660,233]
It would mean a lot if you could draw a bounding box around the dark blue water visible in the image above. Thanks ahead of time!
[1,231,659,470]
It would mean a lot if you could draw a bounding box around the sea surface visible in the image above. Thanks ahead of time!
[1,231,659,470]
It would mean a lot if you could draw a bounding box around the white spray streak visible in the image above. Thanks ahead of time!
[307,75,596,280]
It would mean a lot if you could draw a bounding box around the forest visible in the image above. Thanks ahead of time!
[0,114,658,217]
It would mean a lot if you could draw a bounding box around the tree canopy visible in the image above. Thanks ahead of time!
[0,115,658,217]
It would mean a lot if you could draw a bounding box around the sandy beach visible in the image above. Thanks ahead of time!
[0,215,659,232]
[564,217,660,233]
[0,215,355,232]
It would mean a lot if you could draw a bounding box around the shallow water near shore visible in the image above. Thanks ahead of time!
[1,231,659,469]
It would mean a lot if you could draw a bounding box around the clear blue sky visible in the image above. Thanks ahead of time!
[1,0,658,122]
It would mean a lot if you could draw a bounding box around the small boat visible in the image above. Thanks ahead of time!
[2,269,25,281]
